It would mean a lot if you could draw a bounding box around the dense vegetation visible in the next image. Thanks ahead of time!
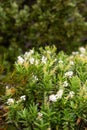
[0,0,87,130]
[0,46,87,130]
[0,0,87,51]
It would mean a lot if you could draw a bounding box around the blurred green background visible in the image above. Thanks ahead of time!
[0,0,87,71]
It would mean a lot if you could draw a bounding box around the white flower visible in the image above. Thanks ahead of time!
[24,52,31,59]
[49,94,57,102]
[20,95,26,101]
[30,49,34,54]
[72,51,79,55]
[41,56,47,64]
[58,60,63,64]
[49,90,63,102]
[69,91,75,98]
[7,98,14,105]
[79,47,86,53]
[80,54,85,57]
[37,112,43,120]
[29,57,34,64]
[24,50,34,60]
[24,52,30,56]
[47,50,51,54]
[56,89,63,99]
[6,85,9,89]
[24,50,34,56]
[38,112,43,118]
[64,71,73,78]
[54,58,57,62]
[17,56,24,64]
[63,81,68,87]
[70,61,74,65]
[33,75,38,81]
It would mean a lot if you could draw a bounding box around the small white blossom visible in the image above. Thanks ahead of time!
[29,57,34,64]
[7,98,14,105]
[49,90,63,102]
[25,52,30,56]
[17,56,24,64]
[58,60,63,64]
[30,49,34,54]
[37,112,43,120]
[64,71,73,78]
[79,47,86,53]
[69,91,75,98]
[41,56,47,64]
[70,61,74,65]
[20,95,26,101]
[56,89,63,99]
[63,81,68,87]
[24,52,31,59]
[24,50,34,58]
[33,75,38,81]
[6,85,9,89]
[72,51,79,55]
[80,54,85,57]
[47,50,51,54]
[54,58,57,62]
[38,112,43,118]
[49,94,57,102]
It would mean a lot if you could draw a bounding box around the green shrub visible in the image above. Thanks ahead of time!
[3,46,87,130]
[0,45,22,72]
[0,45,22,97]
[0,0,87,52]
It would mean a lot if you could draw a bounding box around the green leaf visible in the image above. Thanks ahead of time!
[70,76,81,91]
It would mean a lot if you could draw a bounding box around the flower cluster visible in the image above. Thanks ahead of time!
[7,98,14,105]
[17,56,24,65]
[41,56,47,64]
[64,71,73,78]
[49,89,63,102]
[20,95,26,101]
[37,112,43,120]
[79,47,86,54]
[69,91,75,98]
[58,60,63,64]
[7,95,26,105]
[69,61,74,66]
[16,49,35,66]
[63,81,69,87]
[15,49,49,72]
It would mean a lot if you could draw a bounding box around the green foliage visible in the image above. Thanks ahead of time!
[0,0,29,48]
[0,45,22,100]
[0,0,87,52]
[3,46,87,130]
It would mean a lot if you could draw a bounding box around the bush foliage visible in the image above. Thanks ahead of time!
[0,0,87,51]
[0,1,87,129]
[1,46,87,130]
